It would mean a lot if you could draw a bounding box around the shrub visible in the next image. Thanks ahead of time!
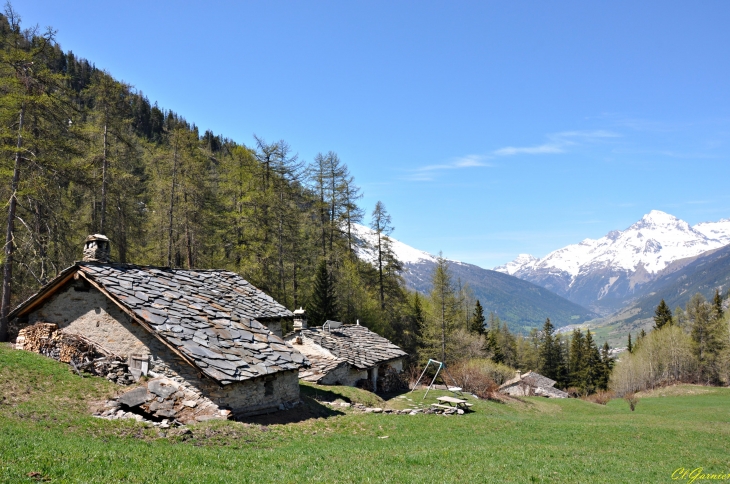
[584,390,614,405]
[566,387,582,398]
[624,392,639,411]
[448,359,500,399]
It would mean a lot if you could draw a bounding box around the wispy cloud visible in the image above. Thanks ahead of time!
[493,143,564,156]
[406,154,493,181]
[493,130,620,157]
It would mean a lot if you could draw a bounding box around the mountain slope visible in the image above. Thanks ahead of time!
[351,224,596,332]
[495,211,730,314]
[609,244,730,324]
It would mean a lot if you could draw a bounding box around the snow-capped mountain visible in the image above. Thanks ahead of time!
[494,210,730,314]
[350,223,437,265]
[350,223,596,331]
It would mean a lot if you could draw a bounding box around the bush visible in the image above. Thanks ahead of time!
[584,390,614,405]
[624,392,639,411]
[448,359,500,399]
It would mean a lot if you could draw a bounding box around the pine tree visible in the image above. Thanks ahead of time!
[568,329,585,390]
[538,318,564,383]
[486,312,504,364]
[653,299,673,330]
[307,260,337,326]
[429,253,457,362]
[712,289,724,321]
[627,333,633,354]
[470,300,486,335]
[597,341,613,391]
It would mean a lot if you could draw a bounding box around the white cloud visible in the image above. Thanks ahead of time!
[407,154,493,181]
[494,143,564,156]
[493,130,621,157]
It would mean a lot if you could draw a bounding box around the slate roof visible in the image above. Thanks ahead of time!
[297,354,349,383]
[500,371,557,390]
[10,262,307,385]
[498,371,569,398]
[298,324,407,370]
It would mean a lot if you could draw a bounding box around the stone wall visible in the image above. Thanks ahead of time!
[319,364,367,386]
[17,278,300,417]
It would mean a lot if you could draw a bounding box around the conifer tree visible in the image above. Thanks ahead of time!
[307,260,338,326]
[653,299,673,330]
[538,318,564,383]
[627,333,633,354]
[486,312,504,364]
[712,289,724,321]
[470,300,486,335]
[568,329,585,389]
[597,341,613,391]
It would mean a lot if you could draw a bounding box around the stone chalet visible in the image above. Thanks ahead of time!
[284,314,407,389]
[9,235,309,418]
[498,371,569,398]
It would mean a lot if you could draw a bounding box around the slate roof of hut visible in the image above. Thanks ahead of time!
[10,262,307,385]
[498,371,569,398]
[499,371,557,390]
[297,354,349,383]
[298,323,407,370]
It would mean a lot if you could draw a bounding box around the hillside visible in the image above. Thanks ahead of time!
[352,224,596,332]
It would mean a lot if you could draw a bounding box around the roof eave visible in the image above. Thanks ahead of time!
[8,263,81,320]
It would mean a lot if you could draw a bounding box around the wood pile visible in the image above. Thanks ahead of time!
[15,322,135,384]
[16,322,99,365]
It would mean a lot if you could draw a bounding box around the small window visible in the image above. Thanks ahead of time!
[128,354,150,381]
[264,379,273,396]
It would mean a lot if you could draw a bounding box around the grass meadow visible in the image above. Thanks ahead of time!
[1,343,729,483]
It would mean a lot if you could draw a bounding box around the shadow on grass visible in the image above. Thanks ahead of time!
[237,395,344,426]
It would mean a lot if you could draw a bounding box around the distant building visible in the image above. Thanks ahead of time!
[284,313,407,390]
[498,371,569,398]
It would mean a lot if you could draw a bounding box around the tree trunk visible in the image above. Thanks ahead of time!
[100,122,108,234]
[167,136,179,267]
[0,105,25,342]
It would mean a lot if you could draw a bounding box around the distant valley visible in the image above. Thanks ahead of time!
[354,210,730,341]
[351,224,596,332]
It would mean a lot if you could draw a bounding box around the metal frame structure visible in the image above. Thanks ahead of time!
[410,358,463,399]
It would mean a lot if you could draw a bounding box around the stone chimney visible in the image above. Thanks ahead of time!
[82,234,110,263]
[293,307,307,331]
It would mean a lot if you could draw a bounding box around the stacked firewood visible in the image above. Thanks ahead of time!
[15,322,134,384]
[16,322,100,365]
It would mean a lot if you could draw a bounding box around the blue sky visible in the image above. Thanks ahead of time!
[16,1,730,268]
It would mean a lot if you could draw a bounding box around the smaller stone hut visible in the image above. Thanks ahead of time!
[9,235,309,419]
[284,314,407,391]
[498,371,569,398]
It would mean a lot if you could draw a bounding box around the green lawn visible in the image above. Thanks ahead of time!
[1,343,729,483]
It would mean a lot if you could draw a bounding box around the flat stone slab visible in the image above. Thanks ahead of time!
[118,387,149,407]
[148,379,177,399]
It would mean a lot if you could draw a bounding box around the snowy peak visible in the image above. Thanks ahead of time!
[350,223,437,265]
[694,218,730,245]
[629,210,691,232]
[497,210,730,278]
[493,210,730,314]
[494,254,538,275]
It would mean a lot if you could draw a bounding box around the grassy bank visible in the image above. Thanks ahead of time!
[1,343,729,483]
